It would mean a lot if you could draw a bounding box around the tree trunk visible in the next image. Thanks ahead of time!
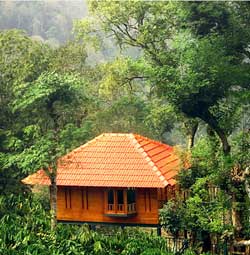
[201,231,212,252]
[50,175,57,231]
[231,193,242,236]
[186,122,199,150]
[198,109,231,154]
[48,121,59,230]
[212,125,230,155]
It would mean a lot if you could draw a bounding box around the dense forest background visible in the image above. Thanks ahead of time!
[0,1,250,254]
[0,0,87,45]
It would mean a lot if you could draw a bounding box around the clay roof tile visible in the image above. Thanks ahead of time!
[22,133,181,188]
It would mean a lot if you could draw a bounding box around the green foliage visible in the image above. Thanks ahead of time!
[178,136,234,191]
[81,1,250,153]
[169,132,250,241]
[0,32,93,219]
[181,2,230,36]
[0,29,50,85]
[90,95,148,135]
[0,29,51,134]
[13,72,86,115]
[185,180,230,234]
[231,131,250,170]
[98,57,151,99]
[49,40,88,74]
[10,72,90,176]
[89,94,179,142]
[144,100,176,139]
[160,200,185,237]
[1,1,250,252]
[0,195,174,255]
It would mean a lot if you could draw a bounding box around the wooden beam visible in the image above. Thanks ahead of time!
[124,189,128,214]
[114,189,117,213]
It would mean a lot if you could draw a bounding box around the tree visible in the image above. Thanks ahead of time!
[175,129,250,242]
[0,30,51,198]
[0,29,95,230]
[160,200,185,252]
[0,30,51,130]
[79,1,250,154]
[49,40,88,74]
[80,54,189,145]
[13,72,88,229]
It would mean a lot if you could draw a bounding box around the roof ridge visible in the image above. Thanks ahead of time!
[102,133,132,136]
[134,133,172,150]
[130,134,168,187]
[97,133,170,149]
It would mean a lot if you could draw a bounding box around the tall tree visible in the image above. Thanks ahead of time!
[78,1,250,154]
[0,30,51,130]
[13,72,88,229]
[0,30,51,196]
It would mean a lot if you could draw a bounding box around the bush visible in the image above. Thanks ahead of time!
[0,194,176,254]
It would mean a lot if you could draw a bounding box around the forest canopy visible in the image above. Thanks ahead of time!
[0,1,249,254]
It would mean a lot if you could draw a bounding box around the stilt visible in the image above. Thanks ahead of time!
[157,226,162,236]
[90,224,96,231]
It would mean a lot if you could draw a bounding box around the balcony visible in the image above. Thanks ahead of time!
[104,189,137,217]
[105,202,137,217]
[105,200,137,218]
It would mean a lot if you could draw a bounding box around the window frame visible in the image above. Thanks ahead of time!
[105,188,136,215]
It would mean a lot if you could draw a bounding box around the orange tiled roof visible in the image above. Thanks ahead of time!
[22,133,181,188]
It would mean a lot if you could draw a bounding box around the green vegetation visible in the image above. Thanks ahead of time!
[0,1,250,254]
[1,194,199,255]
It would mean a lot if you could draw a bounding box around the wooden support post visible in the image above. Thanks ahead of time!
[157,226,162,236]
[91,224,96,231]
[104,190,108,212]
[124,189,128,214]
[114,189,117,213]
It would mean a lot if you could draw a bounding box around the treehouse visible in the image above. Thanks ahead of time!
[22,133,181,229]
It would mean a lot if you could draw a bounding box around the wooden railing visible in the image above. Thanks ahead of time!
[127,203,136,212]
[107,203,136,214]
[108,204,114,211]
[117,204,124,211]
[107,204,124,212]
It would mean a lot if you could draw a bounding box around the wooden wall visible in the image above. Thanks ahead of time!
[157,186,176,208]
[56,186,159,225]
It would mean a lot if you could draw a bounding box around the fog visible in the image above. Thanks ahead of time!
[0,0,87,45]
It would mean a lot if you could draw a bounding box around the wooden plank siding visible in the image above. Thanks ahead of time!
[56,186,159,225]
[157,186,175,209]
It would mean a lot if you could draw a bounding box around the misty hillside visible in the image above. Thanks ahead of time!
[0,0,87,46]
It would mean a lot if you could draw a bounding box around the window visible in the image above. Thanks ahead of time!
[117,190,124,211]
[107,190,114,211]
[108,190,114,204]
[127,189,136,204]
[105,189,136,215]
[117,190,124,204]
[127,188,136,212]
